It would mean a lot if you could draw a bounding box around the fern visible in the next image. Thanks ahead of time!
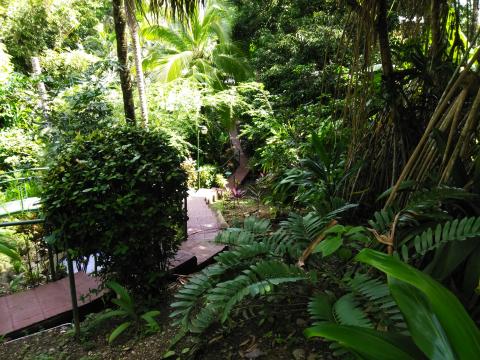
[171,264,227,327]
[307,274,406,334]
[214,228,256,246]
[400,216,480,262]
[333,293,373,328]
[274,212,334,258]
[179,260,308,333]
[172,210,352,335]
[405,186,476,214]
[242,216,271,235]
[369,187,475,235]
[347,274,406,331]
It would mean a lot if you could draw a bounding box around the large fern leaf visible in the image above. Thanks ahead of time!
[170,264,226,327]
[333,293,373,328]
[400,216,480,262]
[347,274,406,331]
[183,261,307,333]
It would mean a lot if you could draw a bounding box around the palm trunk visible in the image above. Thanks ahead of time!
[430,0,442,62]
[113,0,136,124]
[125,0,149,126]
[472,0,479,42]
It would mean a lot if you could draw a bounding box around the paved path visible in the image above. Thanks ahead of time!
[0,191,225,337]
[0,197,41,217]
[180,191,225,265]
[0,272,101,336]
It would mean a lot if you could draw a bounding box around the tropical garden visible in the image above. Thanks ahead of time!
[0,0,479,359]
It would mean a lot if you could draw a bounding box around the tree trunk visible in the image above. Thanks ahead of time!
[113,0,136,124]
[430,0,442,62]
[125,0,149,126]
[31,57,49,127]
[472,0,479,42]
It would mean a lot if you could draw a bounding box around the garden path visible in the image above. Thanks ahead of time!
[0,190,225,338]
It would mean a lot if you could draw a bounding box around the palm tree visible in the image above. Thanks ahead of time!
[142,1,251,187]
[113,0,136,124]
[125,0,148,125]
[141,1,250,88]
[113,0,204,125]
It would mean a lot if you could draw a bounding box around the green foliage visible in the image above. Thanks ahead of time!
[368,186,480,288]
[0,73,42,129]
[306,249,480,360]
[233,0,349,107]
[142,0,250,88]
[39,49,100,89]
[42,126,188,294]
[171,206,358,334]
[171,215,320,333]
[0,128,43,172]
[94,281,161,343]
[0,233,22,263]
[400,217,480,262]
[0,42,13,81]
[47,62,118,149]
[1,0,110,72]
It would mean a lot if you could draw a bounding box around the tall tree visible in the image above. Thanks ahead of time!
[126,0,149,125]
[113,0,136,124]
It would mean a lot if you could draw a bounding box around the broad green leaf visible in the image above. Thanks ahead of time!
[95,309,128,322]
[162,350,176,359]
[305,323,419,360]
[108,321,131,344]
[389,278,455,359]
[0,242,21,262]
[356,249,480,359]
[313,235,343,257]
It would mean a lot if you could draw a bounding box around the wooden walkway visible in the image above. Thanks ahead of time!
[0,191,225,338]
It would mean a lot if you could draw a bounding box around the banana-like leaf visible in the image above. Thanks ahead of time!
[108,321,131,344]
[95,309,128,322]
[0,240,21,262]
[389,278,455,359]
[107,281,135,316]
[356,249,480,359]
[305,323,421,360]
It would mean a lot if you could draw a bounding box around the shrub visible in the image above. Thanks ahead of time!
[42,126,188,295]
[198,164,218,188]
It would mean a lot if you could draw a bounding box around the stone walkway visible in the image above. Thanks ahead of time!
[0,191,225,337]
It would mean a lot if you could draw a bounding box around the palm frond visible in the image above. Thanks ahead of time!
[155,50,193,81]
[138,0,204,20]
[142,25,188,51]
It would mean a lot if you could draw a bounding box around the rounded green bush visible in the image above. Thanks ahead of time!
[42,126,188,294]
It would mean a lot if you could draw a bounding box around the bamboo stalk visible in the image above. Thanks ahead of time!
[442,87,469,167]
[441,86,480,181]
[384,49,480,207]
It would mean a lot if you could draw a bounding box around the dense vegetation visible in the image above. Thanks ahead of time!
[0,0,480,359]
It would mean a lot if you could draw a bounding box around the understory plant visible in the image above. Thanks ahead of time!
[171,205,356,334]
[305,249,480,360]
[96,281,161,344]
[171,182,480,357]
